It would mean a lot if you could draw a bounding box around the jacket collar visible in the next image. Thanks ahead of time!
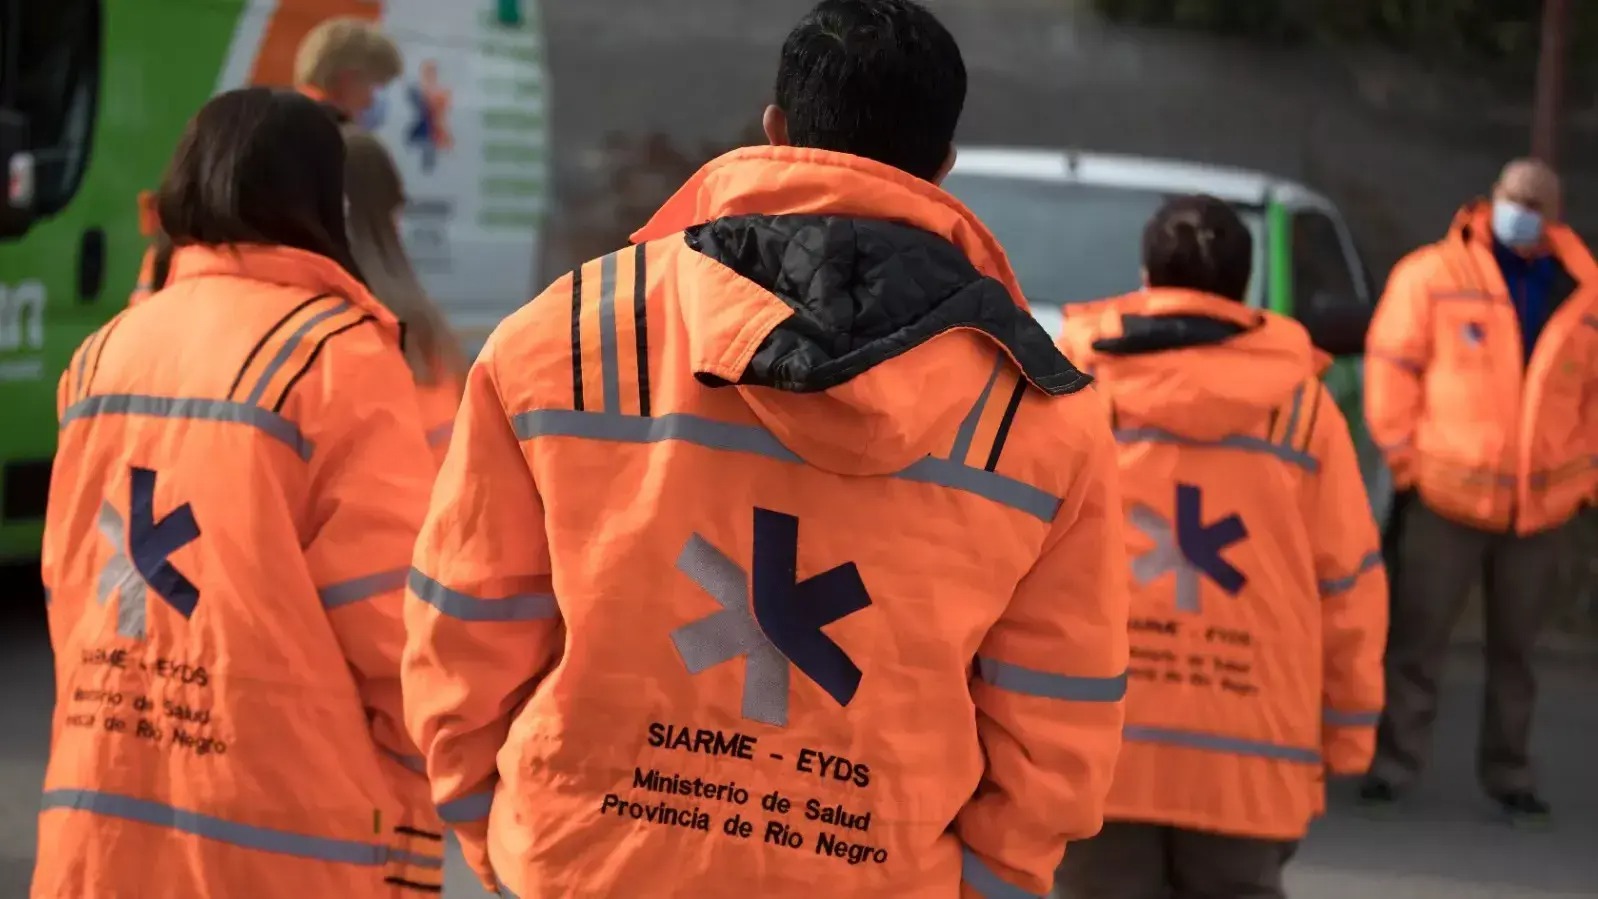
[632,145,1034,312]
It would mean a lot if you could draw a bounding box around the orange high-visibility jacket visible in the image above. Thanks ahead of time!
[1366,201,1598,534]
[1061,289,1388,841]
[414,373,464,469]
[36,244,447,897]
[403,146,1132,899]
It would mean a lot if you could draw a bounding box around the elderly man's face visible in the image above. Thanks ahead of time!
[1493,160,1562,222]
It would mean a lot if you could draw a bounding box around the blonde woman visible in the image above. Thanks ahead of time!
[342,126,468,464]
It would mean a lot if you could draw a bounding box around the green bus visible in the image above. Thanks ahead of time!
[0,0,551,562]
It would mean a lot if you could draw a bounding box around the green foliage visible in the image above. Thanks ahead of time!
[1089,0,1598,74]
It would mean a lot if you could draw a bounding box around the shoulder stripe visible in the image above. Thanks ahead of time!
[267,315,376,413]
[570,249,654,417]
[70,316,122,403]
[984,378,1029,473]
[949,355,1004,462]
[1297,380,1323,454]
[569,266,585,411]
[633,243,652,418]
[242,300,361,407]
[597,251,622,414]
[228,294,331,401]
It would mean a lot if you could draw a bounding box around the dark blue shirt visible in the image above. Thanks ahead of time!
[1491,238,1558,363]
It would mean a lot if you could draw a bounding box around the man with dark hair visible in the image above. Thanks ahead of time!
[770,0,966,181]
[403,2,1130,896]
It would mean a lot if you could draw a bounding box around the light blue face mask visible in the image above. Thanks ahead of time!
[1492,200,1544,249]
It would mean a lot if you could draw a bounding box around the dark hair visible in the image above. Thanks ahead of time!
[774,0,966,181]
[1142,194,1253,302]
[157,87,362,278]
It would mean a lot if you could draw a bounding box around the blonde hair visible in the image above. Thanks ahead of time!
[341,126,466,385]
[294,18,403,88]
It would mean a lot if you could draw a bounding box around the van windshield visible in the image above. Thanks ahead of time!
[943,173,1266,332]
[0,0,101,219]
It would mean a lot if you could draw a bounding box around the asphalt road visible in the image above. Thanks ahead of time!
[2,577,1593,897]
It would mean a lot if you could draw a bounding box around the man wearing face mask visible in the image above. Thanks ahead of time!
[1362,158,1598,824]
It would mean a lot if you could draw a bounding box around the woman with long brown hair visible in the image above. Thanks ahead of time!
[341,125,467,463]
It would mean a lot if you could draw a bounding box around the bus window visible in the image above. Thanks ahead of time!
[0,0,101,219]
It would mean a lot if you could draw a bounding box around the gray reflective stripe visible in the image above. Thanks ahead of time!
[383,746,428,774]
[1123,725,1321,764]
[515,409,801,462]
[1280,385,1304,448]
[389,848,445,870]
[497,880,521,899]
[672,534,790,726]
[1318,550,1383,597]
[1115,427,1319,473]
[961,846,1040,899]
[41,789,388,865]
[96,501,148,639]
[425,422,453,447]
[1430,290,1492,302]
[513,409,1060,522]
[1128,504,1201,613]
[407,569,558,622]
[1324,708,1381,727]
[245,302,352,405]
[897,456,1060,523]
[320,569,408,610]
[61,394,314,460]
[977,656,1127,702]
[950,355,1004,461]
[437,791,494,823]
[597,251,622,413]
[1585,315,1598,332]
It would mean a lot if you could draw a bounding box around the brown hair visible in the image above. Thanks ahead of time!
[294,18,403,88]
[157,87,362,279]
[1142,193,1253,303]
[341,126,466,385]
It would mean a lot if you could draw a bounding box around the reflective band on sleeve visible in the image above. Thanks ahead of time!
[1114,427,1319,473]
[1429,289,1493,302]
[514,409,1061,522]
[977,657,1127,702]
[1324,708,1381,727]
[961,847,1041,899]
[388,848,445,870]
[1318,550,1383,598]
[1584,315,1598,332]
[320,569,409,610]
[436,791,494,823]
[61,394,315,460]
[1123,725,1321,764]
[426,422,453,448]
[245,303,353,406]
[407,570,558,622]
[41,789,388,866]
[497,880,521,899]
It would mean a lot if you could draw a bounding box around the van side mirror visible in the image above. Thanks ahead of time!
[0,110,35,240]
[1299,292,1372,357]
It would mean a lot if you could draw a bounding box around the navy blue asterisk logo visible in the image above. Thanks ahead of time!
[1130,483,1248,612]
[672,508,872,727]
[97,468,202,639]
